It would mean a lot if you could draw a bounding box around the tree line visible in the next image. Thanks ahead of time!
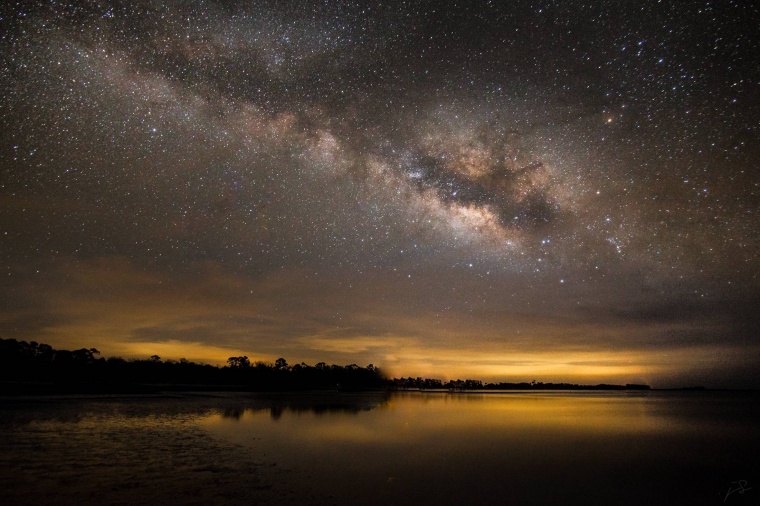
[0,338,651,394]
[0,338,385,393]
[388,377,650,390]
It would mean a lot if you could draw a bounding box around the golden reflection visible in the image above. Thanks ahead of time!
[201,392,670,448]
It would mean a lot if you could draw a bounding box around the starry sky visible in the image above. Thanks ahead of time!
[1,0,758,387]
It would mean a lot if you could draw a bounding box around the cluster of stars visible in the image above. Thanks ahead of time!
[0,0,758,385]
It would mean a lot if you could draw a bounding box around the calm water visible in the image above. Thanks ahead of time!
[1,391,758,505]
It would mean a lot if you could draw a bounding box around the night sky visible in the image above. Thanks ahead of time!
[2,0,758,387]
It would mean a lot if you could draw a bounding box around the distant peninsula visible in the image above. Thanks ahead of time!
[388,377,651,391]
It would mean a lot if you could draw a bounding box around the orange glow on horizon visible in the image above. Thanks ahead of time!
[7,256,755,389]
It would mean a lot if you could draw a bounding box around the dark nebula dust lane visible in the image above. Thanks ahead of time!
[1,0,759,387]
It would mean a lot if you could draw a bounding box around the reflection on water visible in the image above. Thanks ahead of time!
[1,391,758,505]
[220,392,390,421]
[0,396,293,506]
[201,391,760,505]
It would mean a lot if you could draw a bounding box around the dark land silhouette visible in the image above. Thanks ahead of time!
[0,338,385,394]
[0,338,652,394]
[388,376,651,391]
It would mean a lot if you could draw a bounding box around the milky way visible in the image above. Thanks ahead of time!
[1,0,759,387]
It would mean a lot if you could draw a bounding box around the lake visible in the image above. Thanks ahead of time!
[1,390,758,505]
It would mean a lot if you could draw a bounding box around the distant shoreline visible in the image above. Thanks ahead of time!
[4,380,758,399]
[4,339,756,395]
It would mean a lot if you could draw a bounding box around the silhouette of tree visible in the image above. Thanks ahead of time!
[227,356,251,369]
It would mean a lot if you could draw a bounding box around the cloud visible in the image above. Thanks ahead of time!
[299,336,413,355]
